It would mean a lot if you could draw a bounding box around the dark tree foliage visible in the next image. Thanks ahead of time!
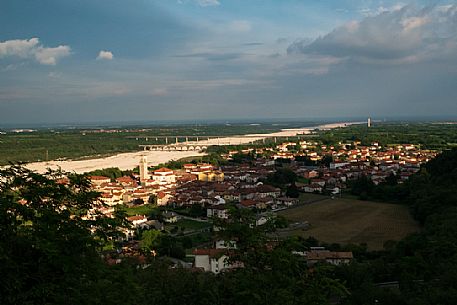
[319,155,333,167]
[7,150,457,305]
[286,182,300,198]
[349,174,375,199]
[0,165,131,305]
[337,148,457,305]
[294,155,317,166]
[265,168,297,188]
[86,167,127,180]
[212,208,349,305]
[0,167,349,305]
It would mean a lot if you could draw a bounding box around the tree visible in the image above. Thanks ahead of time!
[349,175,375,198]
[213,207,348,304]
[286,182,300,198]
[148,194,157,205]
[140,230,161,252]
[0,165,130,304]
[265,168,297,187]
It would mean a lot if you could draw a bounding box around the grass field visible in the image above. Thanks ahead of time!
[165,219,212,233]
[124,204,157,216]
[278,196,419,250]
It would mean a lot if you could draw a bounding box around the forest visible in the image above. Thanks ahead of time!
[318,122,457,150]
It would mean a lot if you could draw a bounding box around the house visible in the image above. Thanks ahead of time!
[116,176,137,187]
[127,215,148,228]
[90,176,111,187]
[193,249,241,274]
[163,211,178,223]
[132,189,151,204]
[255,215,268,226]
[144,220,164,231]
[310,178,326,187]
[302,169,319,179]
[100,192,116,206]
[207,205,230,219]
[152,168,176,185]
[240,199,267,210]
[183,163,198,172]
[121,215,149,241]
[198,171,224,182]
[255,184,281,198]
[157,191,171,206]
[304,250,353,266]
[303,184,323,193]
[276,197,299,206]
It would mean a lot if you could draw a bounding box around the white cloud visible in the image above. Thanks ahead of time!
[288,5,457,65]
[96,50,114,60]
[401,16,430,32]
[229,20,251,32]
[196,0,220,7]
[358,4,405,17]
[35,45,71,65]
[0,38,71,65]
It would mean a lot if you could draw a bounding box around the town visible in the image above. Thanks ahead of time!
[83,137,437,273]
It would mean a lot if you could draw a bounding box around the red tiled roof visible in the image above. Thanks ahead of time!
[116,176,135,183]
[192,248,225,258]
[90,176,110,180]
[240,199,257,207]
[127,215,147,222]
[154,167,173,173]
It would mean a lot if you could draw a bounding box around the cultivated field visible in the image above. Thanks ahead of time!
[277,195,419,250]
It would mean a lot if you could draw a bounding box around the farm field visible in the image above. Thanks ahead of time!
[277,196,419,250]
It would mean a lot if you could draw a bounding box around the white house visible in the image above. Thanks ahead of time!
[152,168,176,185]
[192,249,241,274]
[207,205,230,219]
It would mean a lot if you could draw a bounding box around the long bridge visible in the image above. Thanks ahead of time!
[136,134,314,152]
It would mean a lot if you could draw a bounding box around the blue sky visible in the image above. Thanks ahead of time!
[1,0,456,123]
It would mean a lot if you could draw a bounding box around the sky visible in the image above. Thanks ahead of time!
[1,0,456,124]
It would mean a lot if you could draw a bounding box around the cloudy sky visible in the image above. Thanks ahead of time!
[1,0,456,124]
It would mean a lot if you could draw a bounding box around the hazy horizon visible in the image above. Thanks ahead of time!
[2,115,457,130]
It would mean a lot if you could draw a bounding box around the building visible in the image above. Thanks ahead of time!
[207,205,229,219]
[193,249,241,274]
[198,171,224,182]
[163,211,178,223]
[152,168,176,185]
[139,156,149,183]
[90,176,111,187]
[304,250,353,266]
